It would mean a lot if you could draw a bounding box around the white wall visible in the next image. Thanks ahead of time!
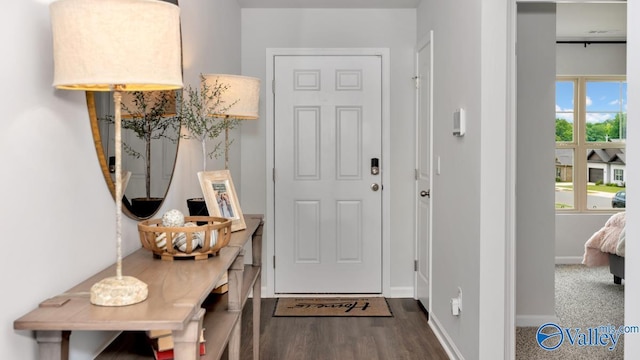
[417,0,510,358]
[3,1,241,359]
[625,1,640,356]
[240,9,417,295]
[516,3,557,326]
[554,43,626,263]
[557,43,626,76]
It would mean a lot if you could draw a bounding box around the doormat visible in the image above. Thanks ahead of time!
[273,297,392,317]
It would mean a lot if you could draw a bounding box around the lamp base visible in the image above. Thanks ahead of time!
[90,276,148,306]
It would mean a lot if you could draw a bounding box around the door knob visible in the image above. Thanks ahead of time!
[420,190,430,198]
[371,183,380,191]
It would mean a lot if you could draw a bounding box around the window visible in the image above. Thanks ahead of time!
[555,77,626,211]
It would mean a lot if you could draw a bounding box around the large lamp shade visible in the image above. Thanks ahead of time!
[50,0,182,91]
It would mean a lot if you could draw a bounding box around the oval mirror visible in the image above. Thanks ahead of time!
[88,0,181,220]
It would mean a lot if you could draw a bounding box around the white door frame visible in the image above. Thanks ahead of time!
[414,32,433,310]
[265,48,391,297]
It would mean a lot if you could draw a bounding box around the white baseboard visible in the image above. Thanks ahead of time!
[555,256,583,264]
[429,314,464,360]
[516,314,560,327]
[388,286,414,298]
[264,287,415,298]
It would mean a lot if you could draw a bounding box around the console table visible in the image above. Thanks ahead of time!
[14,214,263,360]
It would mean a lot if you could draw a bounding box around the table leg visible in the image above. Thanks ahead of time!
[252,271,261,360]
[172,308,205,360]
[228,253,245,360]
[36,330,70,360]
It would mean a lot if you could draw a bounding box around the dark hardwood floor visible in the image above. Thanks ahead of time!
[98,298,449,360]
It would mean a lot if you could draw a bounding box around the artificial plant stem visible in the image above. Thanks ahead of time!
[202,138,207,172]
[225,120,229,170]
[113,89,123,280]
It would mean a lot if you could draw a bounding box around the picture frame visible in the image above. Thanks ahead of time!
[197,170,246,232]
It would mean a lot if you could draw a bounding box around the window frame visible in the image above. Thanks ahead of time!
[556,75,626,212]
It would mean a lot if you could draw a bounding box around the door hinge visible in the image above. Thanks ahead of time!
[415,168,419,180]
[272,79,275,94]
[414,260,418,272]
[272,168,276,182]
[273,255,276,269]
[412,75,420,89]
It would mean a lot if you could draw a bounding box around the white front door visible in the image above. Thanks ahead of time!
[274,55,383,293]
[415,32,433,310]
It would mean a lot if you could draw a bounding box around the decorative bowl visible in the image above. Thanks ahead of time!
[138,216,232,261]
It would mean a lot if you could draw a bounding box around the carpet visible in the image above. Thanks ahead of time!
[273,297,393,317]
[516,264,624,359]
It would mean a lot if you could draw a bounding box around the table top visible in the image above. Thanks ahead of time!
[14,216,263,332]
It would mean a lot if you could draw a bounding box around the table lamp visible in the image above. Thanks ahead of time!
[201,74,260,169]
[50,0,183,306]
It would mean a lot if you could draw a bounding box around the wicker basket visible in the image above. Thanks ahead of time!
[138,216,232,260]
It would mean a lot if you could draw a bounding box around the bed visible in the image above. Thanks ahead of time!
[582,211,626,284]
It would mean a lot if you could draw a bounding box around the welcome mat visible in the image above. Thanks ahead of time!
[273,297,392,317]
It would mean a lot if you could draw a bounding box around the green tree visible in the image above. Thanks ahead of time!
[555,118,573,141]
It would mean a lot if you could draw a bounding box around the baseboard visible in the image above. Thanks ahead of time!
[428,314,465,360]
[516,314,560,327]
[556,256,583,264]
[388,286,414,298]
[263,286,416,298]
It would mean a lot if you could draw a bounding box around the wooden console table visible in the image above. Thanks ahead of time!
[14,214,263,360]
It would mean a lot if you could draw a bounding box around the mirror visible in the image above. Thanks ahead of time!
[88,0,181,220]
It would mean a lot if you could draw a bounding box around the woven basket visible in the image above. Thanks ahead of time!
[138,216,232,260]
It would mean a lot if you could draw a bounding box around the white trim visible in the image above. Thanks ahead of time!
[413,31,434,312]
[265,48,392,297]
[429,314,464,360]
[516,315,560,328]
[555,256,583,264]
[389,286,414,298]
[506,1,517,359]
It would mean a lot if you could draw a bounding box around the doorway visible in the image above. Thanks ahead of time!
[266,49,392,295]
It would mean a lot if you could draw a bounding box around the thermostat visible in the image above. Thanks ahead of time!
[453,108,465,137]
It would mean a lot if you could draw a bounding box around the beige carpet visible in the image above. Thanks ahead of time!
[516,264,624,359]
[273,297,392,317]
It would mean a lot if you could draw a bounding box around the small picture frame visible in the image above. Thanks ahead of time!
[198,170,246,232]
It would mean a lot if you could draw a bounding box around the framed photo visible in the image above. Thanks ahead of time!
[198,170,246,232]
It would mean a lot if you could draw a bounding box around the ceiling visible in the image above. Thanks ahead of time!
[236,1,626,41]
[557,3,626,41]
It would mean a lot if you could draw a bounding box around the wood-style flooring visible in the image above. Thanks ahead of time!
[98,298,449,360]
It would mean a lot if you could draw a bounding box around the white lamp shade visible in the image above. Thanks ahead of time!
[202,74,260,119]
[50,0,183,91]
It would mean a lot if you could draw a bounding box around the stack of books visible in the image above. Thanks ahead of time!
[147,328,206,360]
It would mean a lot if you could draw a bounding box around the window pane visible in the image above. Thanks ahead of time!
[585,148,626,210]
[555,149,574,209]
[586,81,627,143]
[556,81,574,142]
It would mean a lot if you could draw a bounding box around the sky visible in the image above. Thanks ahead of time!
[556,80,627,124]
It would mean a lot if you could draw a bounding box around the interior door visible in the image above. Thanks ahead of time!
[416,32,433,310]
[274,55,383,293]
